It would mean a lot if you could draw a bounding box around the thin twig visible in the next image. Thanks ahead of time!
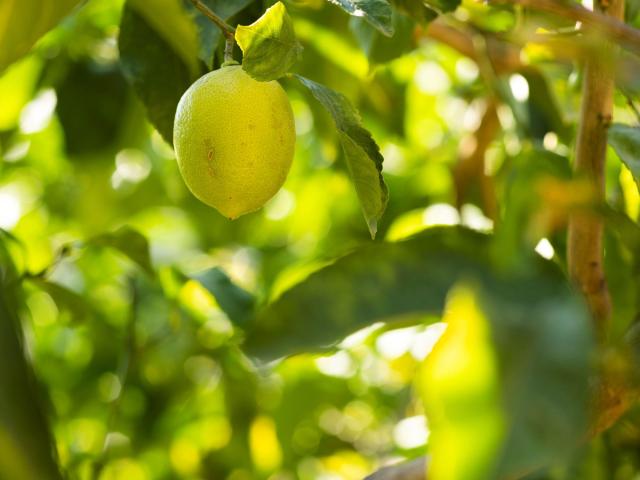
[188,0,235,39]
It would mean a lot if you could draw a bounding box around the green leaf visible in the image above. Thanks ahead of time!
[243,228,480,358]
[609,123,640,190]
[191,267,256,326]
[328,0,394,36]
[119,0,201,144]
[423,0,461,13]
[245,227,593,477]
[349,11,417,65]
[295,75,388,237]
[28,278,92,322]
[236,2,302,81]
[0,0,81,73]
[89,226,155,277]
[0,240,63,480]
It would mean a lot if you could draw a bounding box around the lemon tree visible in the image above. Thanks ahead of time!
[5,1,640,480]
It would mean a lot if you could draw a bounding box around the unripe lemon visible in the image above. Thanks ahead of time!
[173,65,295,218]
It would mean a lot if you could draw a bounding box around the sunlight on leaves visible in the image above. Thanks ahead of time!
[419,284,504,480]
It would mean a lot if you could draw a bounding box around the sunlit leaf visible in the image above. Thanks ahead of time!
[191,267,255,326]
[609,123,640,190]
[236,2,302,81]
[296,75,388,237]
[420,285,504,480]
[0,0,81,73]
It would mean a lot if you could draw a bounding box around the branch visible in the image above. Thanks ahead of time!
[188,0,235,40]
[567,0,623,332]
[492,0,640,56]
[419,20,522,74]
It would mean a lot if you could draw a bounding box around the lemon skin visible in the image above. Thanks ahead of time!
[173,65,295,219]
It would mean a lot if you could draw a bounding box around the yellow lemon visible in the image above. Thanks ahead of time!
[173,65,295,218]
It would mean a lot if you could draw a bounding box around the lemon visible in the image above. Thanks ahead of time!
[173,65,296,218]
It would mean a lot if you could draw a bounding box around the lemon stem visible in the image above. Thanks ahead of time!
[188,0,236,41]
[224,37,235,64]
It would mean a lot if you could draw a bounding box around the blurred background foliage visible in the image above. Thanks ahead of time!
[3,0,640,479]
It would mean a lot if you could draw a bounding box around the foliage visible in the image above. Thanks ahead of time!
[2,0,640,480]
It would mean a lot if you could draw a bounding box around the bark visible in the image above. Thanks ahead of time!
[568,0,624,332]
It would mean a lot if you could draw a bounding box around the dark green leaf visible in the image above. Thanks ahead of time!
[236,2,302,81]
[423,0,461,13]
[329,0,394,36]
[191,267,256,326]
[119,1,201,144]
[0,0,81,73]
[609,123,640,190]
[0,240,63,480]
[245,227,593,477]
[296,75,388,237]
[55,61,129,156]
[89,226,155,277]
[522,69,568,142]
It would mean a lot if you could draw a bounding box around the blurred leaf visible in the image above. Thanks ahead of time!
[191,267,256,327]
[247,227,592,476]
[236,2,302,81]
[349,10,416,65]
[0,0,80,73]
[521,68,568,142]
[89,226,155,277]
[0,56,42,130]
[420,285,504,480]
[328,0,394,36]
[423,0,461,13]
[28,278,92,322]
[55,61,129,156]
[119,1,201,144]
[609,123,640,190]
[0,240,63,480]
[296,75,388,237]
[393,0,438,23]
[186,0,254,67]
